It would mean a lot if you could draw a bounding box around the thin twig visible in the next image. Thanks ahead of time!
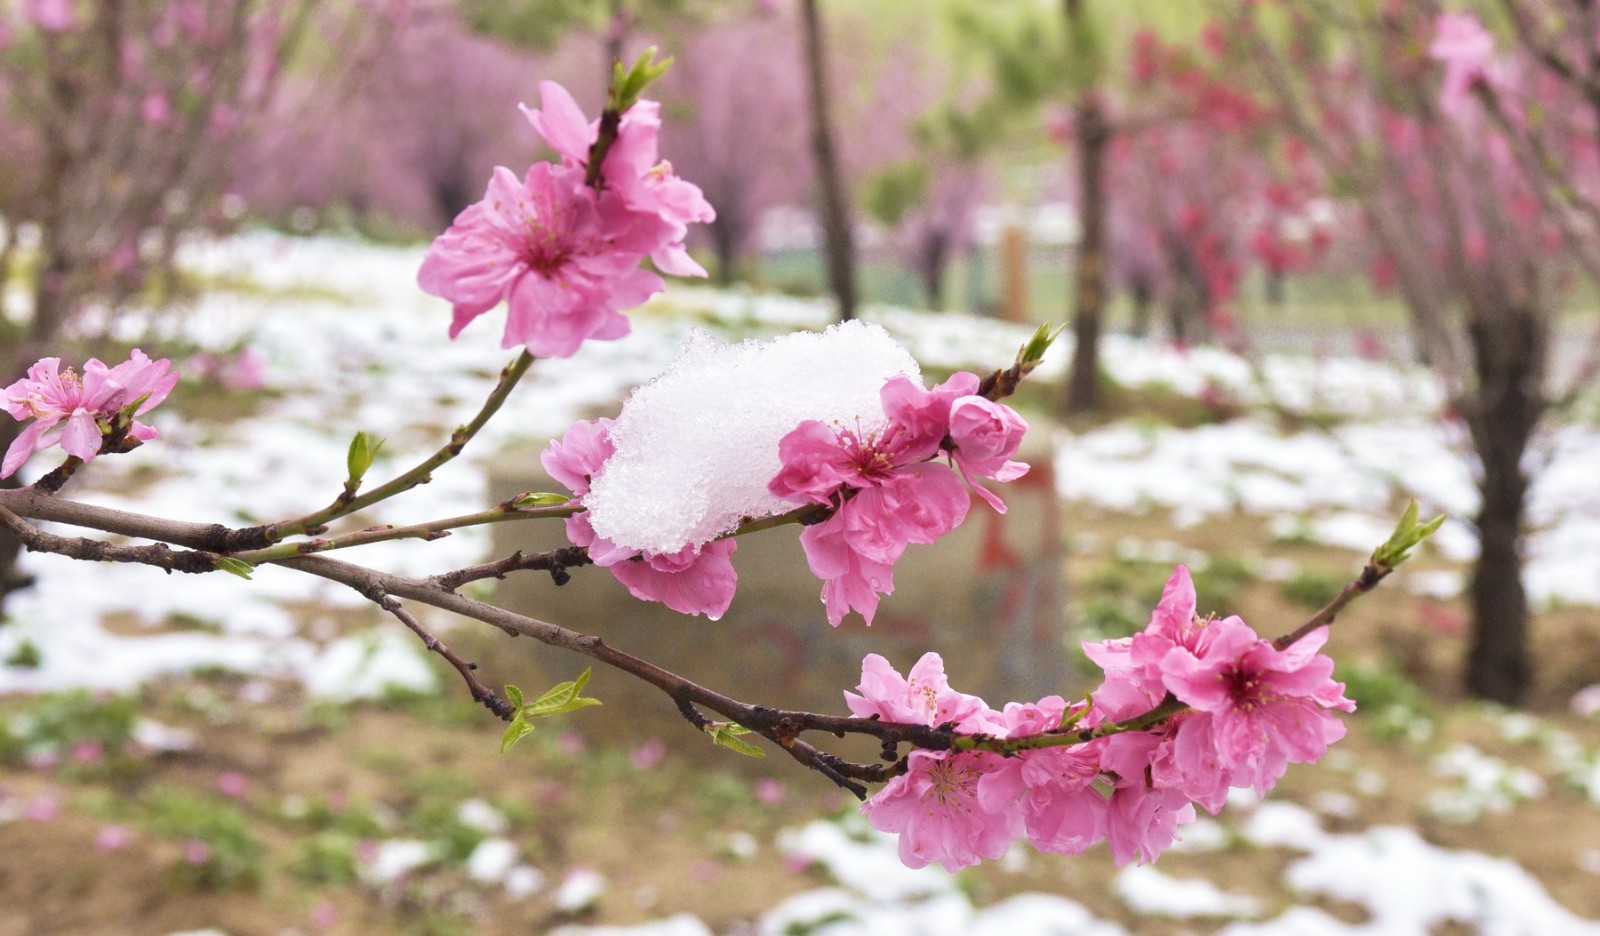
[256,350,537,543]
[431,546,593,592]
[366,587,515,721]
[228,501,579,565]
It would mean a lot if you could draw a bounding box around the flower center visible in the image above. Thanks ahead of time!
[834,421,901,484]
[511,191,577,276]
[1223,666,1264,711]
[925,757,979,808]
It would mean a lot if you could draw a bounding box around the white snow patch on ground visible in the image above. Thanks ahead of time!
[1113,864,1263,919]
[552,915,713,936]
[300,631,438,701]
[1284,825,1600,935]
[777,817,953,902]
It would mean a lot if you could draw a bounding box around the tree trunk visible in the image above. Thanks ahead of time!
[712,215,739,287]
[1468,470,1529,704]
[799,0,857,321]
[1060,93,1110,415]
[1129,273,1153,338]
[1265,267,1285,305]
[1462,308,1543,705]
[919,229,949,309]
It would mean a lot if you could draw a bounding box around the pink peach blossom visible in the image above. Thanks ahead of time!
[947,396,1029,512]
[1160,619,1354,795]
[521,81,715,276]
[544,418,738,619]
[771,417,969,626]
[1104,782,1195,866]
[844,652,999,733]
[770,372,1028,626]
[417,163,671,357]
[862,748,1020,872]
[2,350,177,478]
[976,697,1107,856]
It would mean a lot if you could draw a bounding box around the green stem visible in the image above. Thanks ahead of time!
[265,351,536,542]
[718,503,828,540]
[232,501,579,565]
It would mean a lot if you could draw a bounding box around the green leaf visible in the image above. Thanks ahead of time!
[519,668,602,719]
[1019,322,1066,368]
[500,717,535,753]
[504,684,525,709]
[345,432,384,488]
[1372,499,1448,568]
[512,492,570,508]
[214,557,255,580]
[610,46,673,111]
[704,722,766,758]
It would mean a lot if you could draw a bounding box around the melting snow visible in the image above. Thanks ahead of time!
[585,322,920,554]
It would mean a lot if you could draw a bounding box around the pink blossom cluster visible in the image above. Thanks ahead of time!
[543,418,738,618]
[851,566,1354,871]
[418,81,713,358]
[1,350,178,478]
[768,372,1028,626]
[1429,12,1499,117]
[542,370,1028,625]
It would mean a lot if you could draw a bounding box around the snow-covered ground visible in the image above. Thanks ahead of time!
[3,233,1599,934]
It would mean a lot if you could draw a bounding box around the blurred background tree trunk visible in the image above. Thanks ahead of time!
[1059,0,1110,416]
[799,0,858,322]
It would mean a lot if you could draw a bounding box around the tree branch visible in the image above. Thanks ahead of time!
[0,504,222,575]
[365,587,515,721]
[430,546,593,592]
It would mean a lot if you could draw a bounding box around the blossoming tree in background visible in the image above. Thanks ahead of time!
[0,49,1442,873]
[0,0,396,607]
[1222,0,1600,706]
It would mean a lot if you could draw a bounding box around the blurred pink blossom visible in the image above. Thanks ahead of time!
[309,902,338,931]
[556,731,587,756]
[95,824,135,852]
[630,739,666,771]
[25,794,61,823]
[24,0,76,31]
[753,779,785,805]
[216,771,249,798]
[1429,12,1497,115]
[140,93,172,126]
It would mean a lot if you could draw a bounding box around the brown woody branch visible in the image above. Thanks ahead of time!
[0,485,1384,795]
[0,503,222,575]
[366,588,515,721]
[429,546,593,592]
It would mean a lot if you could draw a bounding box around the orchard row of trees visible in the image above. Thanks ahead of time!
[3,0,1599,706]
